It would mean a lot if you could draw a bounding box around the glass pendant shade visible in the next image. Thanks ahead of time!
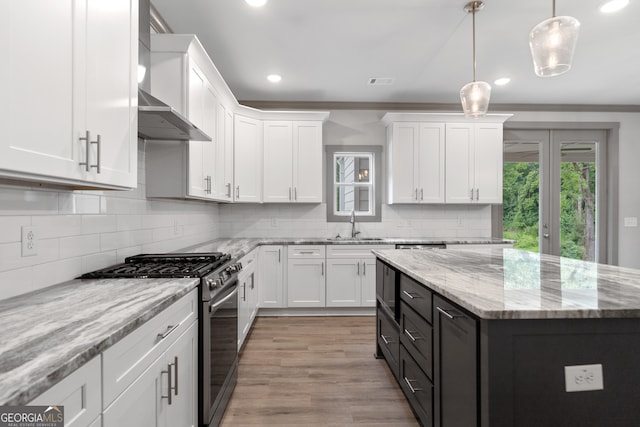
[529,15,580,77]
[460,80,491,118]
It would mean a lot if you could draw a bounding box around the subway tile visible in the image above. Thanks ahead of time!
[0,216,31,243]
[130,229,154,246]
[32,257,82,292]
[0,267,33,301]
[58,193,101,214]
[116,246,143,263]
[117,214,142,231]
[0,239,59,272]
[82,215,117,235]
[59,234,101,259]
[82,251,117,274]
[0,187,59,215]
[32,215,82,239]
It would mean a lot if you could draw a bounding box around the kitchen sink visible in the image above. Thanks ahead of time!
[326,237,385,241]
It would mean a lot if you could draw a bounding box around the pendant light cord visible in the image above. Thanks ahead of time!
[472,3,477,82]
[552,0,556,17]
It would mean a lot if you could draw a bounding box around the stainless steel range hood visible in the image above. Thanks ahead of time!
[137,0,211,142]
[138,89,212,141]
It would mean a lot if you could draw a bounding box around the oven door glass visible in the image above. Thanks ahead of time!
[207,283,238,419]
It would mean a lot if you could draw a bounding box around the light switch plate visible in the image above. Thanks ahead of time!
[623,217,638,227]
[565,364,604,392]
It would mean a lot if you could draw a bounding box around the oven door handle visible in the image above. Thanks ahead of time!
[209,286,238,312]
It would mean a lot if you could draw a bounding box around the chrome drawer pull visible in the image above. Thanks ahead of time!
[157,324,180,340]
[162,362,173,405]
[402,290,420,299]
[173,356,179,396]
[404,377,422,393]
[404,329,421,342]
[436,306,457,320]
[381,334,392,345]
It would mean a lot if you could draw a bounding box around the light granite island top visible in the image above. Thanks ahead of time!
[0,277,198,406]
[373,247,640,319]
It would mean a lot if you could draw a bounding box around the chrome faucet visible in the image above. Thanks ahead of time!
[350,210,361,238]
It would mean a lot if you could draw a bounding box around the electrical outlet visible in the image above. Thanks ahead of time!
[624,217,638,227]
[564,364,604,392]
[21,226,38,257]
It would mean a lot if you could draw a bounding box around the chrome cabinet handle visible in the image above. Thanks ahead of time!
[299,251,315,254]
[402,290,420,299]
[289,187,292,200]
[173,356,179,396]
[157,324,180,340]
[278,248,281,263]
[404,329,421,342]
[162,362,173,405]
[93,134,101,173]
[236,186,240,198]
[476,188,479,201]
[470,188,474,201]
[420,188,424,200]
[79,131,91,171]
[321,262,324,276]
[415,188,418,200]
[357,262,360,276]
[242,282,246,301]
[294,187,297,200]
[363,262,366,275]
[381,334,392,345]
[226,183,231,197]
[404,377,422,393]
[436,306,457,320]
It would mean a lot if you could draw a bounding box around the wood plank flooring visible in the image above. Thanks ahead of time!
[220,316,419,426]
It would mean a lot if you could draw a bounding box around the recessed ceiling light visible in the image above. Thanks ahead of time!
[494,77,511,86]
[245,0,267,7]
[600,0,628,13]
[267,74,282,83]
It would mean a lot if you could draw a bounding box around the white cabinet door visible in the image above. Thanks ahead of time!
[417,123,445,203]
[388,123,418,204]
[474,123,503,203]
[287,259,325,307]
[84,0,137,188]
[213,103,233,201]
[293,121,323,203]
[326,259,360,307]
[234,115,263,202]
[445,123,475,203]
[258,246,285,308]
[186,64,208,199]
[201,83,218,199]
[263,121,294,202]
[0,0,136,189]
[361,259,377,307]
[162,323,197,427]
[238,270,251,348]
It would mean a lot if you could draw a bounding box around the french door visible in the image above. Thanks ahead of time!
[502,129,607,262]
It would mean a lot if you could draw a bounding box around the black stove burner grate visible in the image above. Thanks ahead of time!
[80,252,231,279]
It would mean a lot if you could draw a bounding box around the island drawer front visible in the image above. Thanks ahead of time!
[326,244,394,259]
[102,288,198,407]
[400,273,433,323]
[400,301,433,380]
[288,245,326,259]
[377,308,400,378]
[400,345,434,427]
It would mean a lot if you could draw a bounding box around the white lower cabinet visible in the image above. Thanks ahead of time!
[258,245,285,308]
[103,322,197,427]
[326,245,394,307]
[29,356,101,427]
[287,246,326,307]
[238,249,258,349]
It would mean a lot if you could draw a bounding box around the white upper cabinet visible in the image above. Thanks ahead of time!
[212,103,234,201]
[0,0,138,189]
[263,121,323,203]
[445,122,504,204]
[383,113,511,205]
[234,114,263,203]
[387,122,445,204]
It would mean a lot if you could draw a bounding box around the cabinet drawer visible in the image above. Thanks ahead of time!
[400,345,434,427]
[30,356,101,427]
[326,244,394,259]
[102,288,198,407]
[377,308,399,378]
[400,274,433,323]
[288,245,325,259]
[400,301,433,379]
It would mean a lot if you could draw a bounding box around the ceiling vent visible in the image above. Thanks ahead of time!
[368,77,395,86]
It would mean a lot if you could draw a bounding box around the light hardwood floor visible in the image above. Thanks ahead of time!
[220,316,419,426]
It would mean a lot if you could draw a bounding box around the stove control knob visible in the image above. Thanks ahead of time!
[206,278,222,290]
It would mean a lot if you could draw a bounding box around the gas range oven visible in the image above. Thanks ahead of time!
[81,252,242,427]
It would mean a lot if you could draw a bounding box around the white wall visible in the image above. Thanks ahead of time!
[0,141,219,300]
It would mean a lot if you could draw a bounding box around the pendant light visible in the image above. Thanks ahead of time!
[529,0,580,77]
[460,1,491,118]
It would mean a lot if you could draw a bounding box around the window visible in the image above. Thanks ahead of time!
[326,145,381,222]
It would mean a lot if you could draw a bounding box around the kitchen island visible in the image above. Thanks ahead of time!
[374,248,640,427]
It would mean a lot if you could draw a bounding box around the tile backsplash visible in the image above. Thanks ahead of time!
[218,203,491,239]
[0,141,219,300]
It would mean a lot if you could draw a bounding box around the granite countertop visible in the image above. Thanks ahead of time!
[373,248,640,320]
[0,277,198,406]
[181,237,512,262]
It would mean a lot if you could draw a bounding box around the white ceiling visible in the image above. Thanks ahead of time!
[151,0,640,107]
